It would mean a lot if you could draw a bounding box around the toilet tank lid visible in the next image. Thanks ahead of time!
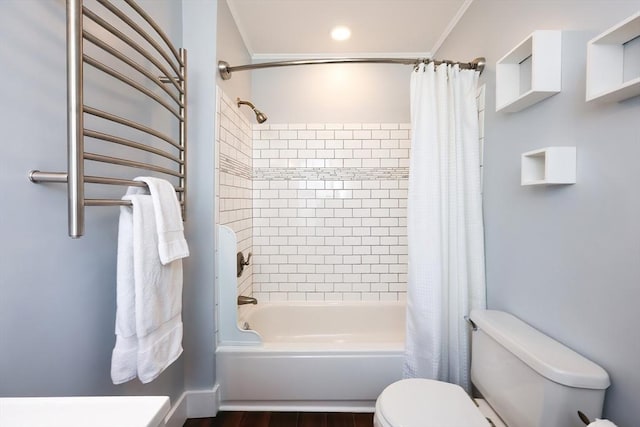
[470,310,610,389]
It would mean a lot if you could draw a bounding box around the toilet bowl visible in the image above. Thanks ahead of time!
[374,310,610,427]
[374,379,491,427]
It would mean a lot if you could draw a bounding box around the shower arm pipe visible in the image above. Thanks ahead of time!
[218,56,485,80]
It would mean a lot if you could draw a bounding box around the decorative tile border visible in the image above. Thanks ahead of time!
[220,154,252,180]
[253,167,409,182]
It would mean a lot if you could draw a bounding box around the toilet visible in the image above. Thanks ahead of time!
[375,310,611,427]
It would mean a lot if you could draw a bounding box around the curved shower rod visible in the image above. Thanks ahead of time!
[218,56,486,80]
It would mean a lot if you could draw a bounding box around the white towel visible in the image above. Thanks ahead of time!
[111,189,140,384]
[134,177,189,264]
[111,188,184,385]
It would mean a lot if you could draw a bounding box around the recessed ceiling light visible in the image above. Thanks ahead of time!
[331,26,351,41]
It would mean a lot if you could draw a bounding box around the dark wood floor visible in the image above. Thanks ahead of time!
[184,411,374,427]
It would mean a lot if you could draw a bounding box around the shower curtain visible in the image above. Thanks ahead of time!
[403,62,486,392]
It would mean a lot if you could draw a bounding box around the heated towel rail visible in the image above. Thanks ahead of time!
[29,0,187,238]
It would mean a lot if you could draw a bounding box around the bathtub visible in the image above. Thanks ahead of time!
[216,301,406,412]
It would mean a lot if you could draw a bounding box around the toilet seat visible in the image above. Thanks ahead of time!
[374,379,490,427]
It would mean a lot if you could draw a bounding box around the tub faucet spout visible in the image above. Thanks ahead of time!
[237,295,258,305]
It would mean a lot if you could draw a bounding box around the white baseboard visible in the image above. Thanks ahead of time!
[164,385,220,427]
[187,386,220,418]
[219,400,375,413]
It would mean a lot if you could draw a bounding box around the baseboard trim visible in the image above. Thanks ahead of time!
[219,400,375,413]
[164,386,220,427]
[187,386,220,418]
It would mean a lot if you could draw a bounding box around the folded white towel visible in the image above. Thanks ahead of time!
[111,188,183,385]
[111,188,140,384]
[134,177,189,264]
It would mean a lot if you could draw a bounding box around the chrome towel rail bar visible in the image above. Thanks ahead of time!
[29,0,187,238]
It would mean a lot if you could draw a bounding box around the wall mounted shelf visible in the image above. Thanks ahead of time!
[521,147,576,186]
[496,30,562,113]
[586,12,640,103]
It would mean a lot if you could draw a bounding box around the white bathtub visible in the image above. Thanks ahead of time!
[216,301,406,412]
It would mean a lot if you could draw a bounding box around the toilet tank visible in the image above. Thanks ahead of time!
[469,310,610,427]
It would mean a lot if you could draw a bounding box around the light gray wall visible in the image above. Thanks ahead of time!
[181,0,252,394]
[181,0,218,392]
[436,1,640,425]
[252,63,411,123]
[216,0,252,107]
[0,0,185,401]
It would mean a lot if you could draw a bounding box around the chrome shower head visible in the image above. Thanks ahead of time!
[237,98,268,123]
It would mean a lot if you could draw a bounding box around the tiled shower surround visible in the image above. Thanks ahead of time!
[216,86,483,302]
[215,89,253,297]
[251,123,410,301]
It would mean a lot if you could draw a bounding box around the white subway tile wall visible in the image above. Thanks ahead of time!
[252,123,411,302]
[215,89,253,297]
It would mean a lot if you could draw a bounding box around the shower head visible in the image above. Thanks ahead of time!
[254,109,268,124]
[237,98,268,123]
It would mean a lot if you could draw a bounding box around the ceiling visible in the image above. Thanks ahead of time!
[226,0,472,59]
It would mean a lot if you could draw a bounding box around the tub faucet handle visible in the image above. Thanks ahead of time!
[237,251,252,277]
[242,252,252,265]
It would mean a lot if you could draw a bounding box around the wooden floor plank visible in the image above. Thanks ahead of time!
[221,412,247,427]
[298,412,328,427]
[239,411,271,427]
[184,411,374,427]
[184,412,244,427]
[353,412,374,427]
[268,412,299,427]
[183,418,214,427]
[326,413,354,427]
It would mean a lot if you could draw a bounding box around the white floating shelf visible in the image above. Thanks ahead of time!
[521,147,576,186]
[586,11,640,103]
[496,30,562,113]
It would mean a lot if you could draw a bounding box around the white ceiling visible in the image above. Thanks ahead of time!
[226,0,472,59]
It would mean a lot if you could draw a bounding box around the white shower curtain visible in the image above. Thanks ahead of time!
[403,62,486,392]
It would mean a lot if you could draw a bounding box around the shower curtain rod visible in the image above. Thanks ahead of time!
[218,56,486,80]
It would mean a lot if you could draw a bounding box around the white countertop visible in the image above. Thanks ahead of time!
[0,396,170,427]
